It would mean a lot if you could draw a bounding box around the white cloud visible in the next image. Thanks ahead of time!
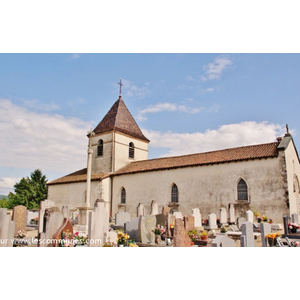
[137,102,203,121]
[201,55,233,81]
[21,99,60,112]
[0,99,92,174]
[0,177,21,195]
[143,121,286,157]
[120,79,150,99]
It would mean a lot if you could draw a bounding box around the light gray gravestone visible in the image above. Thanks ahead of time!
[212,235,235,247]
[0,208,15,247]
[228,203,236,224]
[238,217,246,229]
[151,200,159,215]
[220,207,228,225]
[140,215,156,244]
[115,212,131,227]
[246,210,254,223]
[260,222,272,247]
[207,213,218,229]
[240,221,255,247]
[125,217,141,242]
[137,203,145,217]
[291,213,299,225]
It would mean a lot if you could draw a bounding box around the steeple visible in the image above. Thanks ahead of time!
[93,96,149,142]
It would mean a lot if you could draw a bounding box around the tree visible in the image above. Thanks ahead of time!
[8,169,48,209]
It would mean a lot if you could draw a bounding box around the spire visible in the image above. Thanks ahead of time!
[93,97,149,142]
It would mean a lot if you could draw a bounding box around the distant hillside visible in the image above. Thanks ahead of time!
[0,195,8,200]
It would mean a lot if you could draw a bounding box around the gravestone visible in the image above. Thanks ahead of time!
[212,235,235,247]
[174,212,184,219]
[104,231,118,245]
[38,199,56,235]
[115,212,131,227]
[237,217,246,229]
[283,215,291,235]
[137,203,145,217]
[185,215,195,232]
[291,213,299,225]
[62,206,69,218]
[155,214,166,228]
[260,222,272,247]
[173,217,191,247]
[207,213,218,230]
[240,221,254,247]
[12,205,27,237]
[140,215,156,244]
[162,206,170,215]
[191,208,202,228]
[53,218,74,247]
[88,200,109,247]
[125,217,141,242]
[220,207,228,225]
[0,208,15,247]
[151,200,159,215]
[228,203,236,224]
[246,210,254,223]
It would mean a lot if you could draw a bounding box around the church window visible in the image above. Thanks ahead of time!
[237,179,248,201]
[97,139,103,156]
[121,187,126,204]
[171,184,178,203]
[129,142,135,158]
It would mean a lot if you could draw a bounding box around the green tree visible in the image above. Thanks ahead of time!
[8,169,48,209]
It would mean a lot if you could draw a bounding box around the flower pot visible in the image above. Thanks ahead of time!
[267,238,274,247]
[170,228,174,236]
[291,228,297,234]
[201,235,208,241]
[155,234,161,245]
[191,241,194,246]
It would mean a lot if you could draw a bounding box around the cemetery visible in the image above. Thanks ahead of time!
[1,199,300,248]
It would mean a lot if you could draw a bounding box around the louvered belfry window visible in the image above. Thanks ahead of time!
[97,139,103,156]
[171,184,178,203]
[237,179,248,200]
[129,142,135,158]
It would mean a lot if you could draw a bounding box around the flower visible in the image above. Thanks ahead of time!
[254,212,260,217]
[103,242,117,247]
[262,215,268,222]
[15,229,26,238]
[152,224,166,235]
[117,232,130,245]
[170,222,175,229]
[73,232,88,246]
[288,223,300,229]
[187,230,199,242]
[266,233,280,239]
[200,230,208,236]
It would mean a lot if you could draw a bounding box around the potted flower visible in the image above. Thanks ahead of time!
[257,216,263,223]
[170,222,175,236]
[73,232,88,246]
[187,230,199,245]
[202,219,208,226]
[262,215,268,222]
[200,230,208,241]
[103,241,117,247]
[266,232,281,247]
[288,223,300,234]
[220,225,227,233]
[117,232,130,246]
[152,224,166,244]
[15,229,26,239]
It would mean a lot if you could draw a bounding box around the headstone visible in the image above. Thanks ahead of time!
[38,199,55,234]
[220,207,228,225]
[230,224,240,232]
[291,213,299,225]
[88,200,109,247]
[191,208,202,228]
[162,206,170,215]
[283,215,290,235]
[125,217,141,242]
[212,235,235,247]
[260,222,272,247]
[140,215,156,244]
[228,203,236,224]
[246,210,254,223]
[185,215,195,232]
[155,214,166,228]
[53,218,74,247]
[174,212,184,219]
[62,206,69,218]
[137,203,145,217]
[240,221,254,247]
[207,213,218,230]
[238,217,246,229]
[0,208,15,247]
[173,217,191,247]
[115,212,131,227]
[104,231,118,245]
[12,205,27,237]
[151,200,159,215]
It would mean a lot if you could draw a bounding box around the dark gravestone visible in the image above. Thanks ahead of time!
[53,218,74,247]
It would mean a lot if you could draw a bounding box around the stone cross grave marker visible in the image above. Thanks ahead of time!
[191,208,202,228]
[12,205,27,237]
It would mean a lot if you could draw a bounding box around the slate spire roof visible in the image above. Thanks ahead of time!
[93,96,149,142]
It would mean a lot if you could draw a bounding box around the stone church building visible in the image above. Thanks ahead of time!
[47,96,300,223]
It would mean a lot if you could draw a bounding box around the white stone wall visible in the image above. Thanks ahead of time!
[112,156,289,222]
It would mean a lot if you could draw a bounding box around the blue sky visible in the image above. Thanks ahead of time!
[1,53,300,195]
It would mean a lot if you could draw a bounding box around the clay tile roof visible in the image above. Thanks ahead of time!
[47,168,110,185]
[93,96,149,142]
[113,141,280,176]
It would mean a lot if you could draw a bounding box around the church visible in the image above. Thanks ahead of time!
[47,94,300,223]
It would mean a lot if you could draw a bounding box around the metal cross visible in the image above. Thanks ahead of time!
[118,78,123,96]
[286,124,289,134]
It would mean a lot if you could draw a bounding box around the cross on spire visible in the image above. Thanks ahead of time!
[118,78,123,96]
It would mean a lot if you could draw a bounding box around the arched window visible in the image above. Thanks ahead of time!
[97,139,103,156]
[237,178,248,200]
[129,142,135,158]
[121,187,126,204]
[171,184,178,203]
